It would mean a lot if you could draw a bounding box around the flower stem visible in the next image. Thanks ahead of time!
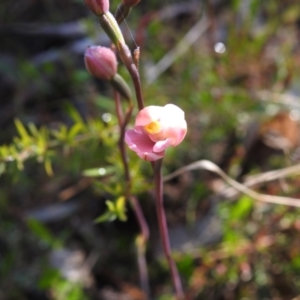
[130,195,150,295]
[113,91,150,296]
[154,159,184,299]
[128,63,145,111]
[117,43,145,111]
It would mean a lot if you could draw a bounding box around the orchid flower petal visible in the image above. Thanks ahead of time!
[165,120,187,146]
[125,129,165,161]
[135,106,163,127]
[136,151,165,161]
[153,138,173,152]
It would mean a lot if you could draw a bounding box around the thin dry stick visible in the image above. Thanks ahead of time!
[220,163,300,199]
[164,160,300,207]
[244,163,300,186]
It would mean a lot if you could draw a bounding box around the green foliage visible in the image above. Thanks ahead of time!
[229,196,253,221]
[219,196,253,246]
[39,268,88,300]
[27,218,62,249]
[176,254,194,279]
[0,105,118,178]
[94,196,127,223]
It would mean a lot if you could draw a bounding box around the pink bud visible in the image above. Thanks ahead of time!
[84,46,117,80]
[125,104,187,161]
[84,0,109,15]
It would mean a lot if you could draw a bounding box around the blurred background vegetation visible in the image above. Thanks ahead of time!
[1,0,300,299]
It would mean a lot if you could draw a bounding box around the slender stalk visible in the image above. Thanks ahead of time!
[113,91,131,181]
[130,195,150,296]
[113,91,150,296]
[117,43,145,111]
[114,90,124,124]
[153,159,184,299]
[128,63,145,110]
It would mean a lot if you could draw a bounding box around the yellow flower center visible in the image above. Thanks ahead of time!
[144,120,161,134]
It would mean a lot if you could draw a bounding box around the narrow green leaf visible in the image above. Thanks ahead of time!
[27,218,61,248]
[0,145,9,157]
[230,195,253,220]
[105,200,116,213]
[115,196,127,221]
[64,104,84,124]
[14,119,31,144]
[28,122,39,138]
[44,158,53,176]
[94,211,117,223]
[51,125,68,141]
[68,123,83,140]
[93,181,118,195]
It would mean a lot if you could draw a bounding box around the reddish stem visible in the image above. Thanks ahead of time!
[128,63,145,111]
[113,91,150,296]
[154,159,184,299]
[117,43,145,111]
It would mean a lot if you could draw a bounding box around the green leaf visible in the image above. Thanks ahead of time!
[105,200,116,212]
[51,125,68,141]
[44,157,53,176]
[176,254,194,278]
[115,196,127,221]
[230,195,253,220]
[94,211,117,223]
[0,145,9,157]
[94,197,127,223]
[38,268,61,289]
[68,123,84,140]
[28,122,39,138]
[27,218,61,248]
[64,104,84,124]
[93,181,119,195]
[14,119,31,145]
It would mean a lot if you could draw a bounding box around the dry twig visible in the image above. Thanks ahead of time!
[164,160,300,207]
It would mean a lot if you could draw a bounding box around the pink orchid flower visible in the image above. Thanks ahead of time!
[125,104,187,161]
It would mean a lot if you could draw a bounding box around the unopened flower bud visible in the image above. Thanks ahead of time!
[84,0,109,16]
[84,46,117,80]
[115,0,140,24]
